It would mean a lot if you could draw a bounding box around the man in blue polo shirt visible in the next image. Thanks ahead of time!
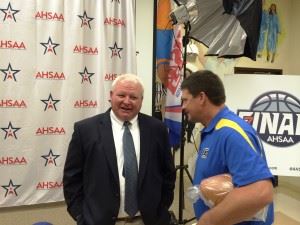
[181,70,274,225]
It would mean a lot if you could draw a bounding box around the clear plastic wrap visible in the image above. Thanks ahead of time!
[186,173,233,206]
[186,173,268,222]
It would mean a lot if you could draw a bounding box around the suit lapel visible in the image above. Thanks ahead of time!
[98,110,119,186]
[138,114,150,188]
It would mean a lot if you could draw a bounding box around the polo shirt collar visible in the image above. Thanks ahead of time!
[203,106,229,133]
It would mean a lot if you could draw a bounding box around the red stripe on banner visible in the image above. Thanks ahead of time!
[165,106,182,113]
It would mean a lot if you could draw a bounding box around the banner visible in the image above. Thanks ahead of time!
[164,26,183,149]
[224,74,300,176]
[0,0,136,207]
[155,0,183,148]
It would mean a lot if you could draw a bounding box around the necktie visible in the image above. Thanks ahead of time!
[123,121,138,217]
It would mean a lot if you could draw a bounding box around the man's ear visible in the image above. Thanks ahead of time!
[197,92,206,104]
[197,91,205,100]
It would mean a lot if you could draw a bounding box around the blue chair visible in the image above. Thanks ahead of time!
[32,222,53,225]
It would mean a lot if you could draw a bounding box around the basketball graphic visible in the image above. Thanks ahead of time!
[250,91,300,113]
[238,91,300,147]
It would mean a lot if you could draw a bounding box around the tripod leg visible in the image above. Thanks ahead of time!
[184,166,193,183]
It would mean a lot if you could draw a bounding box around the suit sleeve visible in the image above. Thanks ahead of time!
[160,124,176,208]
[63,123,84,221]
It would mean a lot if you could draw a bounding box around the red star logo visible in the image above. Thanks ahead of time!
[78,11,94,29]
[1,121,20,139]
[243,115,254,125]
[41,149,60,166]
[0,2,19,22]
[0,63,20,81]
[2,179,21,197]
[41,93,60,111]
[79,67,94,84]
[40,37,60,55]
[109,42,123,58]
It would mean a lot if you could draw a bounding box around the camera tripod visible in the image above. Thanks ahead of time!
[170,114,197,225]
[170,21,197,224]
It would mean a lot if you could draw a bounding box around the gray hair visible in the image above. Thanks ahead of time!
[111,74,144,95]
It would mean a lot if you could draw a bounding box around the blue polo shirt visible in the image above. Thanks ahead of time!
[193,106,274,225]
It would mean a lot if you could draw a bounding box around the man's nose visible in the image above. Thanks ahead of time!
[123,96,131,104]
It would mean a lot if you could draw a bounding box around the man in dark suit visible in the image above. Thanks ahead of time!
[63,74,176,225]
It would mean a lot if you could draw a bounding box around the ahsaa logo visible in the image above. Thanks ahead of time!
[238,91,300,147]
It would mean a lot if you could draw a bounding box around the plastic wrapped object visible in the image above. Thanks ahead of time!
[186,173,233,207]
[200,173,233,207]
[186,173,268,222]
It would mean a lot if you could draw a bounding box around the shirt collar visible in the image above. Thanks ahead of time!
[203,106,229,133]
[110,110,138,127]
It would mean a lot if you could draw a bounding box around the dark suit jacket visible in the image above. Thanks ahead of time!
[63,109,176,225]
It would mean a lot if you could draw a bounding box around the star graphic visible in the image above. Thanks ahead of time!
[1,121,20,139]
[41,149,60,166]
[243,115,254,125]
[41,93,60,111]
[78,10,94,29]
[109,42,123,58]
[168,65,181,81]
[0,63,20,81]
[167,65,182,94]
[79,67,94,84]
[0,2,20,22]
[40,37,60,55]
[2,179,21,197]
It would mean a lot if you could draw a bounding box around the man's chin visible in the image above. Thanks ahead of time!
[120,113,133,121]
[187,116,196,123]
[185,114,192,121]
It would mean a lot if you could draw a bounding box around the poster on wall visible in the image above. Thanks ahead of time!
[256,0,285,63]
[224,74,300,177]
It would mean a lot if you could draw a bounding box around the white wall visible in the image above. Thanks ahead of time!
[136,0,154,115]
[289,0,300,74]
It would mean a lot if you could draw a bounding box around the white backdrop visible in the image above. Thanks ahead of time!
[224,74,300,177]
[0,0,136,207]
